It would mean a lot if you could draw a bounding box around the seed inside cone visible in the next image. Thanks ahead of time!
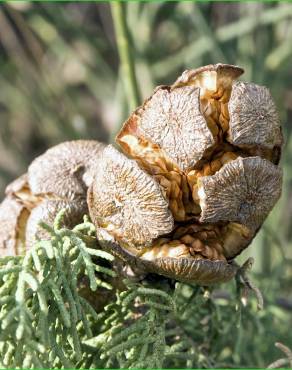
[116,65,248,223]
[140,223,226,262]
[115,64,282,266]
[1,65,281,285]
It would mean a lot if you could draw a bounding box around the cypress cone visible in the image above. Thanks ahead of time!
[0,64,283,285]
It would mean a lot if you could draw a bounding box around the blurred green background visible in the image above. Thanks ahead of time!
[0,1,291,366]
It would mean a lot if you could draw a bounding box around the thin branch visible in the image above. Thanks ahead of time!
[111,2,140,113]
[268,342,292,368]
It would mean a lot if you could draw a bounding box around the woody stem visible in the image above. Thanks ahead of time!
[111,2,140,112]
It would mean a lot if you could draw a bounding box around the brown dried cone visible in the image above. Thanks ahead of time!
[0,64,284,286]
[96,228,237,285]
[0,196,29,256]
[0,140,105,255]
[87,145,174,249]
[89,63,283,284]
[197,157,282,231]
[227,82,283,150]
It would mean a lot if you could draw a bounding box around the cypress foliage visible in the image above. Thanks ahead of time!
[0,210,290,368]
[0,210,114,368]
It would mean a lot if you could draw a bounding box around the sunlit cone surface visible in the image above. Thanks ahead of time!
[109,63,283,284]
[228,82,283,149]
[198,156,282,230]
[87,145,174,249]
[0,196,29,256]
[28,140,106,200]
[118,86,215,172]
[0,64,283,285]
[0,140,105,253]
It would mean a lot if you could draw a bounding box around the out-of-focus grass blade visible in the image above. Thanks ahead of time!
[152,4,292,78]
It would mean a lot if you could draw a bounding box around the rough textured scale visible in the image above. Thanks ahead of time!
[0,196,29,256]
[228,82,283,149]
[28,140,106,200]
[88,145,174,249]
[96,228,237,285]
[0,63,284,286]
[136,86,215,171]
[198,157,282,231]
[0,140,106,253]
[144,257,237,284]
[173,63,244,87]
[25,199,88,246]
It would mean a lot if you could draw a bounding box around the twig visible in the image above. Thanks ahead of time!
[235,258,264,310]
[111,2,140,112]
[268,342,292,368]
[275,343,292,365]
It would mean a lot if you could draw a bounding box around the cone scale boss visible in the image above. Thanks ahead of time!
[0,64,283,285]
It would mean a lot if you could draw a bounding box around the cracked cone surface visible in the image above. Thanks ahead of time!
[0,64,283,285]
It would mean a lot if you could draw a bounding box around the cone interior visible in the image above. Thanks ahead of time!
[2,182,72,255]
[116,65,279,263]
